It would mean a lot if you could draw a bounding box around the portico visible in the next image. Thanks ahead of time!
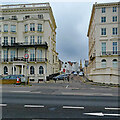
[12,61,27,76]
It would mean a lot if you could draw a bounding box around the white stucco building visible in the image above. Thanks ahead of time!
[87,2,120,84]
[61,61,79,74]
[0,3,59,82]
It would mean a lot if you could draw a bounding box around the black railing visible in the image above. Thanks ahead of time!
[2,42,48,48]
[29,58,47,62]
[2,58,47,62]
[101,51,120,56]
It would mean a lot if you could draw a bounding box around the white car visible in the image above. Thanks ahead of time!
[73,72,77,75]
[79,72,83,76]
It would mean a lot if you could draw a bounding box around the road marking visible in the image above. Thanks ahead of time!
[104,113,120,116]
[105,107,120,110]
[24,105,44,108]
[102,93,113,96]
[63,106,84,109]
[30,91,41,93]
[62,92,94,96]
[10,91,30,93]
[84,112,120,116]
[66,85,69,88]
[0,104,7,107]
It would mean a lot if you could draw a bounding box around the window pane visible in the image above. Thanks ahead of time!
[11,25,16,32]
[102,7,106,13]
[30,23,35,31]
[25,24,28,32]
[102,42,106,55]
[38,24,42,32]
[113,7,117,12]
[4,24,8,32]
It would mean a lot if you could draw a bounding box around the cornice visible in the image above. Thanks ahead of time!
[1,8,50,15]
[95,2,120,7]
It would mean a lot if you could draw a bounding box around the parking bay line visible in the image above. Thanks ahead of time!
[24,105,44,108]
[63,106,84,109]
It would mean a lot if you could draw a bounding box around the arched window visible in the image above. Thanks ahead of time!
[113,59,117,68]
[39,66,44,74]
[30,66,34,74]
[12,66,16,74]
[101,59,106,68]
[4,66,8,75]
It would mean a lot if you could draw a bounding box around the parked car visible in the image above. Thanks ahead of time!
[0,75,3,79]
[79,72,83,76]
[2,75,24,80]
[73,72,77,75]
[53,74,69,81]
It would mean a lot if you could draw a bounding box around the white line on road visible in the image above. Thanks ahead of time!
[105,107,120,110]
[10,91,30,93]
[63,106,84,109]
[84,112,120,116]
[104,113,120,116]
[66,85,69,88]
[30,91,41,93]
[24,105,44,108]
[0,104,7,107]
[102,93,113,96]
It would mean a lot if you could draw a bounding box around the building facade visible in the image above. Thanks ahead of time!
[61,61,79,74]
[87,2,120,84]
[0,3,59,82]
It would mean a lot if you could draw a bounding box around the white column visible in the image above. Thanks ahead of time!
[21,65,23,75]
[13,64,14,75]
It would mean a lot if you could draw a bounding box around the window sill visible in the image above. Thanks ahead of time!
[100,35,107,37]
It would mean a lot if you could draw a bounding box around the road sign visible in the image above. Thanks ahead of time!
[24,54,29,59]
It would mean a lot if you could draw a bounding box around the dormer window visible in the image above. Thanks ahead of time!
[25,15,30,19]
[11,16,17,20]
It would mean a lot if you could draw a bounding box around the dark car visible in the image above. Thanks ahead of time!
[53,74,68,81]
[0,75,3,79]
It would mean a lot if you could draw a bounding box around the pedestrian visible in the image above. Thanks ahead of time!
[68,75,69,82]
[55,79,56,83]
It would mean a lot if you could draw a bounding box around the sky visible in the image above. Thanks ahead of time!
[1,0,119,64]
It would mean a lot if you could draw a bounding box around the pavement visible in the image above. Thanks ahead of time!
[1,75,119,96]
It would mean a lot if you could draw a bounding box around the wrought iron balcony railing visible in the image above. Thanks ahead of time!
[2,58,47,62]
[101,51,120,56]
[2,42,48,49]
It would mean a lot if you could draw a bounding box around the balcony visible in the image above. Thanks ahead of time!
[2,42,48,49]
[2,58,47,63]
[29,58,47,62]
[100,51,120,56]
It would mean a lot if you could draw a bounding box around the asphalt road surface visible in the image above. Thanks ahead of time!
[1,78,120,119]
[1,92,120,119]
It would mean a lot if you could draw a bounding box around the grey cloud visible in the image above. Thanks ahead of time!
[51,2,93,62]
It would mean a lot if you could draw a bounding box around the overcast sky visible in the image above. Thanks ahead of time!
[1,0,118,64]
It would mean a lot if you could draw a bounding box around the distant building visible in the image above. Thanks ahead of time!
[87,2,120,84]
[61,61,79,74]
[0,3,59,82]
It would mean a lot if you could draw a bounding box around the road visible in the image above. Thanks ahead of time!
[1,92,120,119]
[1,78,120,119]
